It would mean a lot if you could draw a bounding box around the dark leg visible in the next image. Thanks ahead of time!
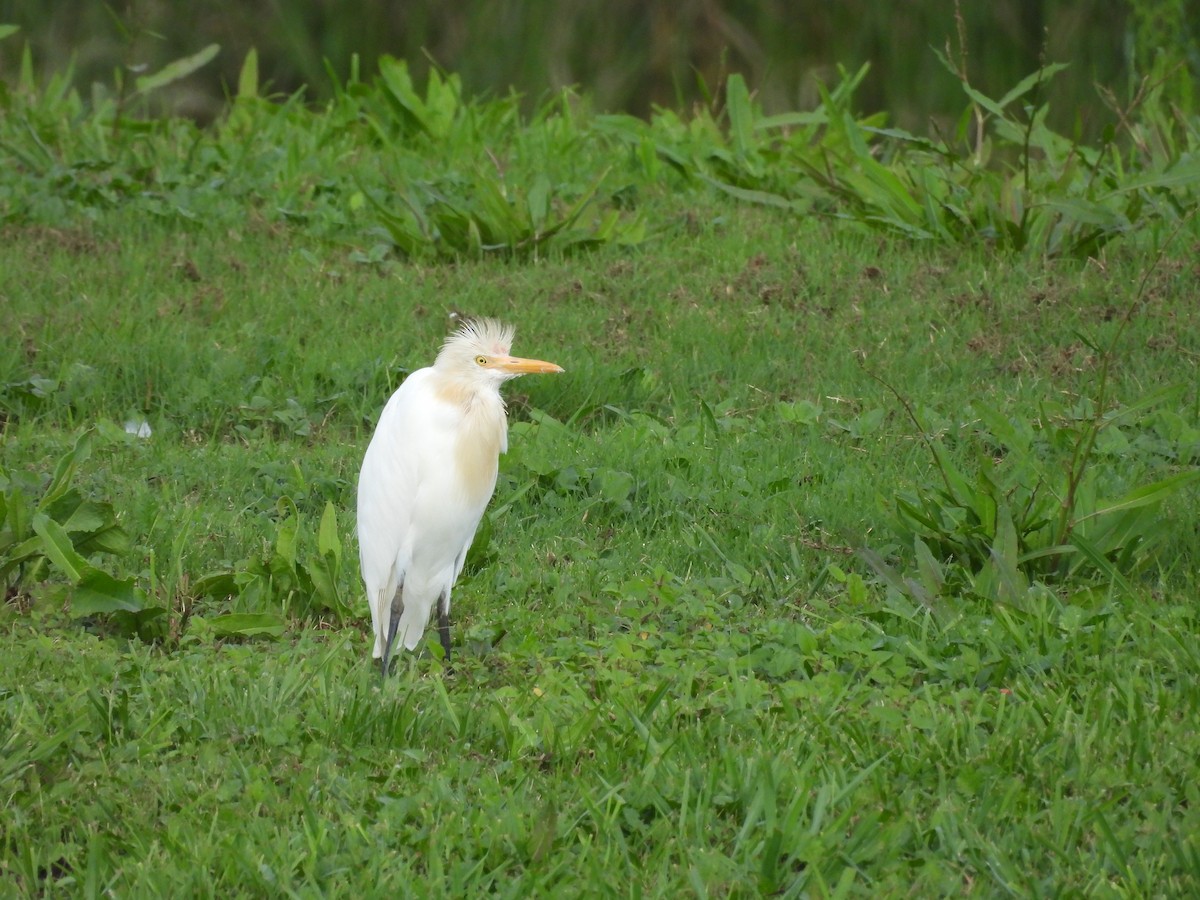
[381,581,404,679]
[436,592,452,668]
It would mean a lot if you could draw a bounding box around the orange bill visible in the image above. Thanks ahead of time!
[495,356,564,375]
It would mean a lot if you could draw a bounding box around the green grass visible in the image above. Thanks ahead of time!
[2,47,1200,896]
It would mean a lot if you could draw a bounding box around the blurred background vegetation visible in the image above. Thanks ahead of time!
[0,0,1197,134]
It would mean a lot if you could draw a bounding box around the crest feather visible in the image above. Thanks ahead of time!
[442,316,514,358]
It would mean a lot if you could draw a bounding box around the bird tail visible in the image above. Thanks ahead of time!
[371,585,436,657]
[395,598,436,651]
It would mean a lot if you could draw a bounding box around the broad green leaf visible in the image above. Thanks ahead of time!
[862,126,947,154]
[0,535,44,580]
[366,194,430,257]
[916,166,953,239]
[208,613,287,638]
[930,443,974,503]
[996,63,1069,110]
[700,175,796,210]
[76,522,132,557]
[545,167,609,236]
[418,68,454,139]
[1068,532,1134,596]
[110,605,169,639]
[592,468,635,504]
[237,47,259,99]
[377,55,431,135]
[1078,505,1163,569]
[1041,198,1127,229]
[307,552,342,612]
[1077,470,1200,523]
[274,497,299,569]
[136,44,220,95]
[317,501,341,564]
[777,399,822,426]
[587,208,620,242]
[1018,544,1075,566]
[895,496,944,534]
[0,24,19,41]
[72,570,145,616]
[971,402,1035,458]
[429,195,474,250]
[860,213,935,240]
[4,486,31,543]
[466,217,485,257]
[1100,383,1185,424]
[613,211,647,247]
[193,571,238,599]
[958,81,1007,120]
[861,163,923,220]
[757,110,828,131]
[1094,425,1132,456]
[58,499,109,535]
[987,502,1026,603]
[42,489,84,530]
[474,175,525,239]
[857,547,915,599]
[726,74,754,157]
[1100,156,1200,195]
[42,431,92,509]
[31,513,87,583]
[18,41,33,92]
[913,537,945,597]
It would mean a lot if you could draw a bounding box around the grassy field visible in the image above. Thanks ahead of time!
[3,41,1200,897]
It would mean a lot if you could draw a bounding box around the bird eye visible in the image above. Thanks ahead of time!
[474,355,488,366]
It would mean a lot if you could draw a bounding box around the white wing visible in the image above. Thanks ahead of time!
[356,368,501,657]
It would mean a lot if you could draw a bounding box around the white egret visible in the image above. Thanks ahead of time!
[357,317,564,675]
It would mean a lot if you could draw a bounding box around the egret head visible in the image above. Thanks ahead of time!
[436,317,564,384]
